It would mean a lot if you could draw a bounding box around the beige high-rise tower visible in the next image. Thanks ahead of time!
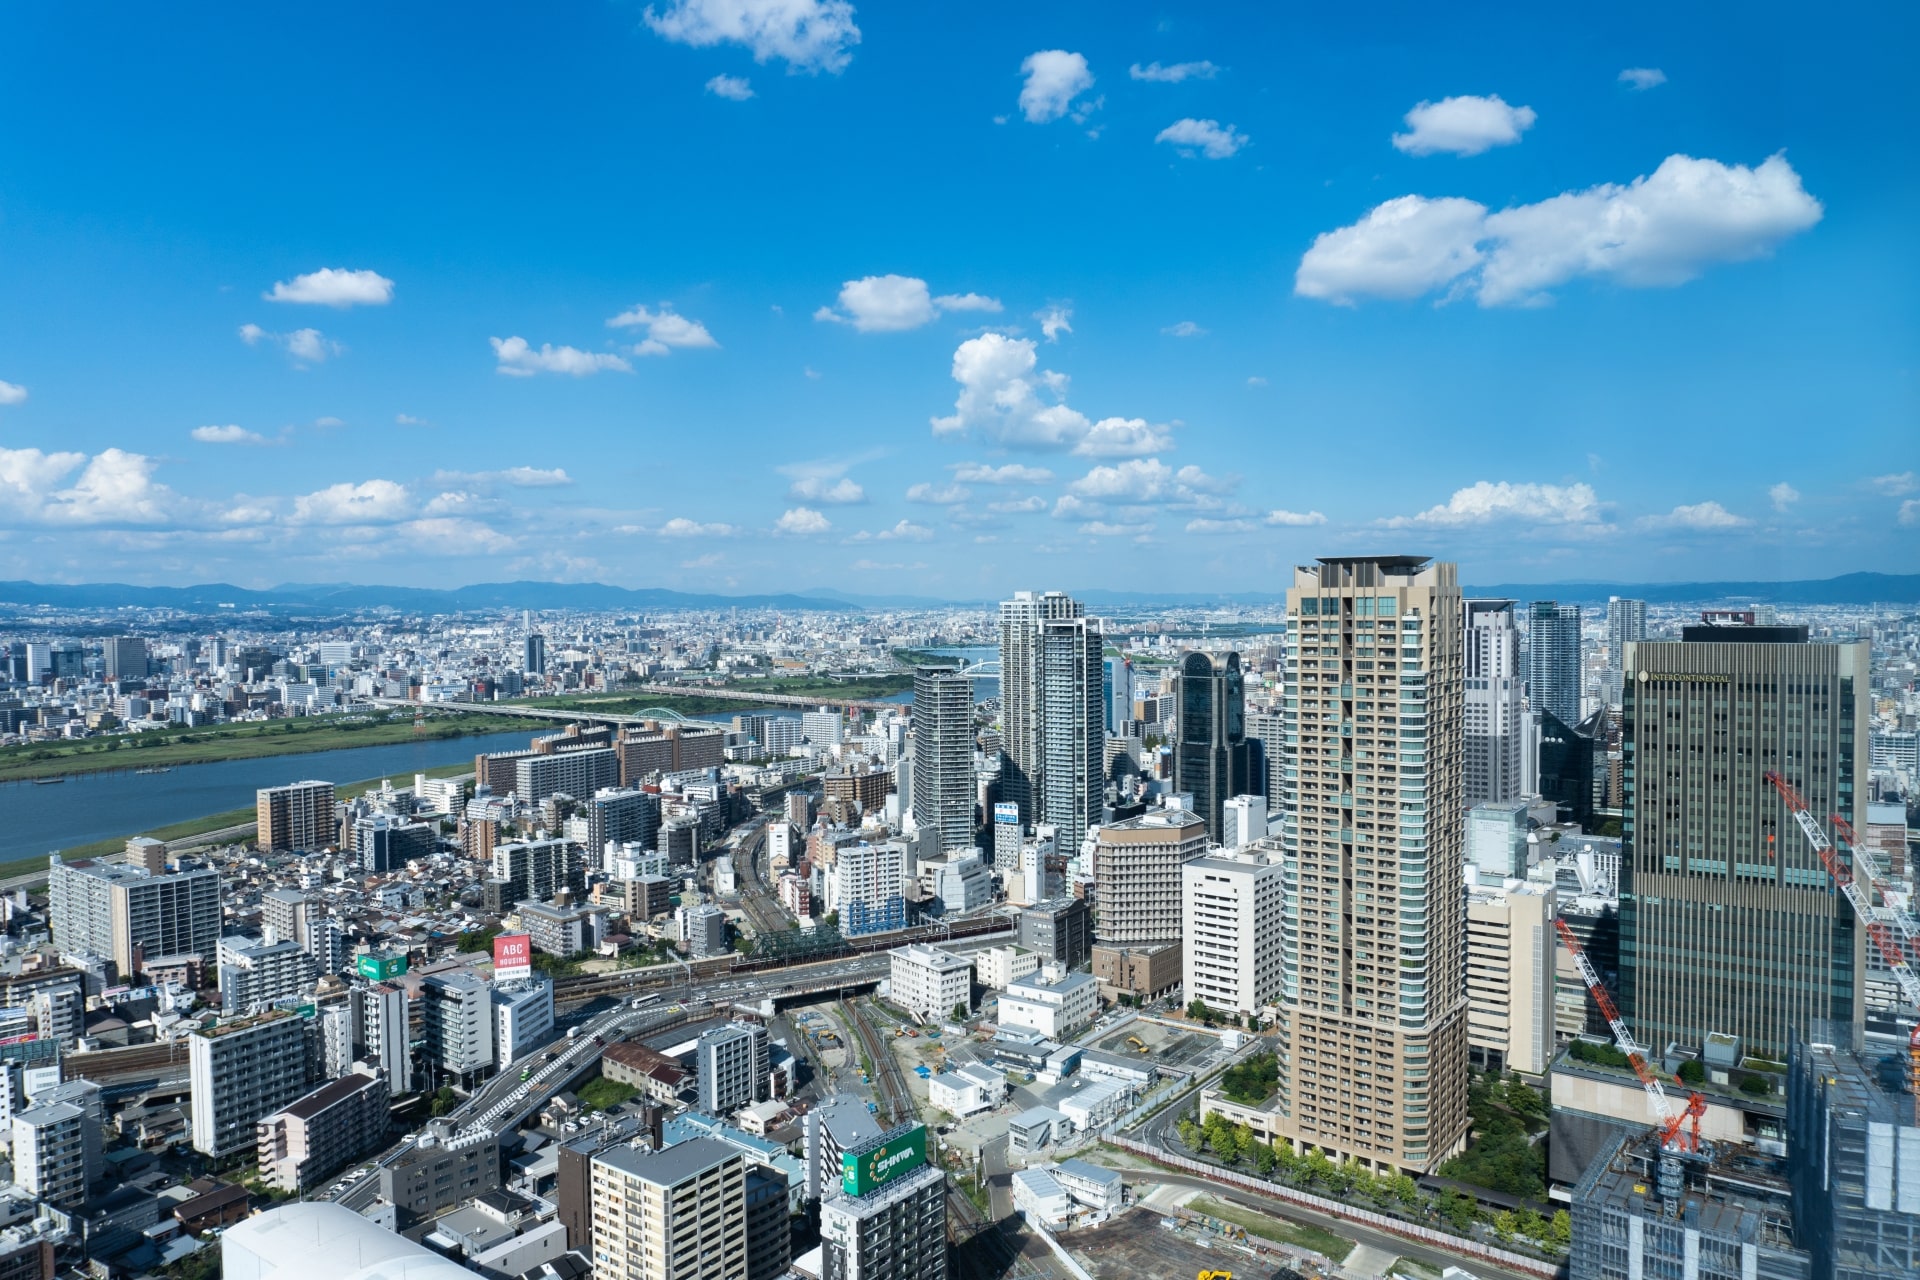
[1277,556,1469,1174]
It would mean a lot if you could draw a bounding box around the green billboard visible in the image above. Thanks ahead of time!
[355,952,408,981]
[841,1124,927,1197]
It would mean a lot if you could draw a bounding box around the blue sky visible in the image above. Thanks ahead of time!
[0,1,1913,596]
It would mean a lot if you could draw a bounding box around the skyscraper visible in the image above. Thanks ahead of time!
[910,665,975,857]
[1103,654,1133,735]
[1463,600,1525,806]
[1170,651,1251,841]
[103,635,147,680]
[1526,600,1582,725]
[1038,614,1104,854]
[1277,555,1468,1174]
[1603,596,1647,707]
[998,590,1098,831]
[1618,619,1869,1062]
[523,633,546,675]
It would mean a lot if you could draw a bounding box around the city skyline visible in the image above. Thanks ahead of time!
[0,3,1914,594]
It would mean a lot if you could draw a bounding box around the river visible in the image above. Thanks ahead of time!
[0,728,543,863]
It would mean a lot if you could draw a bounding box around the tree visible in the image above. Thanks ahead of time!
[952,1003,969,1021]
[1187,998,1215,1024]
[1550,1210,1572,1250]
[1441,1190,1478,1234]
[1491,1210,1517,1242]
[429,1085,459,1117]
[1233,1122,1259,1163]
[1255,1143,1278,1175]
[1676,1058,1706,1085]
[1388,1172,1420,1208]
[1177,1118,1201,1150]
[1302,1148,1335,1189]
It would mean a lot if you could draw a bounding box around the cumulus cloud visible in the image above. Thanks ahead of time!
[706,73,754,99]
[490,336,632,376]
[192,424,266,445]
[1130,60,1218,82]
[907,482,971,505]
[1641,500,1751,530]
[430,467,573,489]
[264,267,395,307]
[395,413,427,426]
[239,323,344,364]
[1155,118,1247,159]
[790,476,865,504]
[1900,500,1920,527]
[643,0,861,73]
[657,517,741,537]
[1265,508,1328,526]
[987,495,1048,514]
[951,462,1053,484]
[849,559,928,571]
[0,447,178,526]
[847,519,933,543]
[291,479,412,525]
[1018,50,1093,123]
[1769,482,1800,512]
[1869,472,1916,496]
[775,506,831,535]
[403,517,515,555]
[813,275,1002,331]
[606,303,719,355]
[1392,94,1535,156]
[1297,153,1823,307]
[1035,305,1073,342]
[1162,320,1206,337]
[1080,520,1154,538]
[1385,481,1606,529]
[1619,68,1667,90]
[1075,417,1175,457]
[1067,458,1233,507]
[1186,517,1258,534]
[928,333,1172,457]
[0,380,26,405]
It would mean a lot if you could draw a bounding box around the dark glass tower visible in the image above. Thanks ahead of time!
[1171,651,1251,842]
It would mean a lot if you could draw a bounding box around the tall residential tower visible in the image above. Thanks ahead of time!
[1170,651,1252,842]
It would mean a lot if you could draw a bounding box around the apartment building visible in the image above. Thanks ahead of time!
[422,972,494,1078]
[1092,809,1208,947]
[256,780,337,853]
[48,857,221,977]
[1465,880,1556,1077]
[11,1102,87,1209]
[255,1068,389,1193]
[1183,843,1288,1018]
[697,1022,772,1116]
[889,944,973,1022]
[189,1010,312,1158]
[589,1138,747,1280]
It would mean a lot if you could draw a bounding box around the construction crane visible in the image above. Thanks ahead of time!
[1762,770,1920,1097]
[1554,917,1708,1154]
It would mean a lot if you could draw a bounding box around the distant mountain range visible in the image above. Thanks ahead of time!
[0,571,1913,615]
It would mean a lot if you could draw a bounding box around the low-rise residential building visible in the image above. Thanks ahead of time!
[889,944,972,1022]
[255,1068,389,1194]
[600,1041,691,1101]
[928,1063,1007,1118]
[975,944,1039,992]
[998,966,1099,1039]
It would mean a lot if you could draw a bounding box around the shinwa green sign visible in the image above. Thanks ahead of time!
[841,1124,928,1197]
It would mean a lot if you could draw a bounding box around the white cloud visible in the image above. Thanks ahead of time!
[1869,472,1916,496]
[1246,376,1268,387]
[314,416,345,428]
[1080,520,1153,538]
[1386,481,1606,528]
[849,558,928,571]
[490,336,632,376]
[1186,517,1258,534]
[1297,153,1823,307]
[926,335,1174,458]
[987,495,1047,514]
[192,424,265,445]
[814,275,1001,332]
[1769,482,1800,512]
[1035,305,1073,342]
[1619,68,1667,91]
[951,462,1053,484]
[658,517,740,537]
[906,482,971,505]
[706,73,755,99]
[265,267,395,307]
[403,517,516,555]
[0,380,26,405]
[775,506,831,535]
[0,447,178,526]
[1155,118,1247,159]
[1264,508,1327,526]
[1641,500,1751,530]
[239,323,343,364]
[1075,417,1174,457]
[1899,500,1920,527]
[1018,50,1093,124]
[643,0,861,73]
[421,491,499,518]
[789,476,866,504]
[1130,60,1217,83]
[396,413,427,426]
[1162,320,1207,337]
[1295,195,1490,304]
[606,303,719,355]
[1392,94,1535,157]
[431,467,574,489]
[291,479,412,525]
[846,519,933,543]
[1067,458,1233,506]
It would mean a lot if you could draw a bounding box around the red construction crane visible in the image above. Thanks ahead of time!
[1763,770,1920,1097]
[1554,917,1707,1153]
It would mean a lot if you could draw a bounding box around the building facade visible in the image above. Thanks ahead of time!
[255,1069,389,1194]
[889,944,973,1022]
[1527,600,1583,726]
[188,1010,312,1158]
[1465,880,1556,1076]
[1277,555,1470,1174]
[48,857,221,978]
[1619,622,1870,1062]
[256,780,337,853]
[1464,599,1526,806]
[910,666,975,857]
[696,1023,771,1115]
[1170,651,1252,842]
[1092,809,1207,947]
[589,1138,747,1280]
[1183,845,1287,1017]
